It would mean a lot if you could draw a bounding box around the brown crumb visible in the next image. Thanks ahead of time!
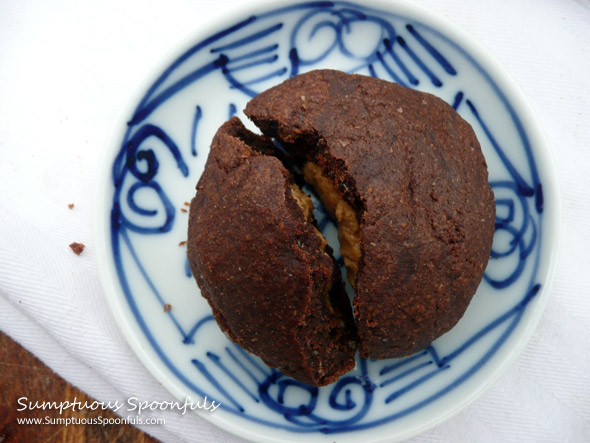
[68,203,75,209]
[184,201,190,207]
[180,208,188,213]
[69,242,85,255]
[163,304,172,312]
[178,241,187,247]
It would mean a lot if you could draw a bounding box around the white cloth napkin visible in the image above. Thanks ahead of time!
[1,0,588,441]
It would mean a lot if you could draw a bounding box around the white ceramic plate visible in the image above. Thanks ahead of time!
[95,1,560,441]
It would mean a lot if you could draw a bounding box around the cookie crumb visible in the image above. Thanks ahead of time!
[184,201,190,207]
[163,304,172,312]
[68,203,75,209]
[69,242,85,255]
[178,241,187,247]
[180,208,188,213]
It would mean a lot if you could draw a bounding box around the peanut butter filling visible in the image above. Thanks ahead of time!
[302,162,361,286]
[290,183,335,319]
[289,184,329,252]
[289,184,314,222]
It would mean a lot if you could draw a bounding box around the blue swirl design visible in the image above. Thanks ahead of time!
[109,1,546,434]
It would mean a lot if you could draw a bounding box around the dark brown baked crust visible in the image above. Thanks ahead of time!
[187,117,356,386]
[245,69,495,359]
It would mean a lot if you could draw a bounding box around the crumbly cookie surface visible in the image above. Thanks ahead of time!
[245,69,495,358]
[187,117,356,386]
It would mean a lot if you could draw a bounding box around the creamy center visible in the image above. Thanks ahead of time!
[289,183,329,253]
[302,162,361,286]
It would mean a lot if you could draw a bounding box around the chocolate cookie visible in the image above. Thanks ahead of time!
[187,117,357,386]
[245,69,495,359]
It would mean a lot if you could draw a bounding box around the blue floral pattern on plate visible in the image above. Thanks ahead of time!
[100,1,556,440]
